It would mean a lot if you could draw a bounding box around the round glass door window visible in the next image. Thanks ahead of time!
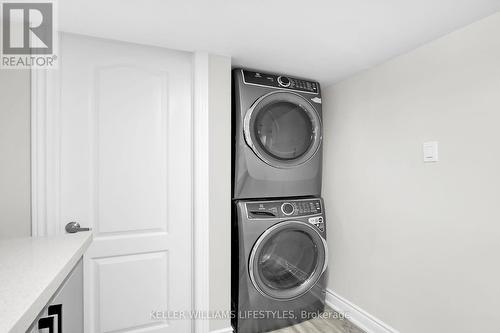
[244,92,322,168]
[249,221,327,300]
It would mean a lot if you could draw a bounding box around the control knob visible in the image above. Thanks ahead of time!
[277,76,291,88]
[281,202,294,216]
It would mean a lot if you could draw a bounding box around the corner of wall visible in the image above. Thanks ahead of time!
[207,53,232,332]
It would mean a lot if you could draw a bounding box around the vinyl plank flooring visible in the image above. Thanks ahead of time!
[269,307,365,333]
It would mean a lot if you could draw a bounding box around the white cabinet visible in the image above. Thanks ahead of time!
[27,259,83,333]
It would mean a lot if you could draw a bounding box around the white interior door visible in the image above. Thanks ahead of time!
[58,33,193,333]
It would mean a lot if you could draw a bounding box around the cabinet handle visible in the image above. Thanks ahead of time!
[38,316,54,333]
[48,304,62,333]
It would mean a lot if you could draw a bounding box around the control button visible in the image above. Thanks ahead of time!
[281,202,294,215]
[277,76,291,88]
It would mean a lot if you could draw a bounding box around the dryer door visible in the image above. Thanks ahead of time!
[244,91,322,168]
[249,220,327,300]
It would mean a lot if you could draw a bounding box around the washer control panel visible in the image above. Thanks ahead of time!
[246,199,323,219]
[242,70,319,94]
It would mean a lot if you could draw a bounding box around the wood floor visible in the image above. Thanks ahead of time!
[269,307,365,333]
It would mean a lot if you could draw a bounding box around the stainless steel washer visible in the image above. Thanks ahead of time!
[232,197,327,333]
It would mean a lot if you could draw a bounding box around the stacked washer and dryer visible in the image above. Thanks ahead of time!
[232,69,328,333]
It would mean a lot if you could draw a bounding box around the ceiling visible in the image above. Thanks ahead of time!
[59,0,500,86]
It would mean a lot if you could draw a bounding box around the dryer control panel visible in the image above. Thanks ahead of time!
[246,199,323,219]
[242,70,319,94]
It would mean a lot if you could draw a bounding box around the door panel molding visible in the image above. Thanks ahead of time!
[93,251,169,332]
[91,65,170,235]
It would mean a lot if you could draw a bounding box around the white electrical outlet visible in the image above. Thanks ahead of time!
[423,141,439,162]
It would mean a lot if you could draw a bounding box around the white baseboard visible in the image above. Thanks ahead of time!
[325,289,399,333]
[209,326,233,333]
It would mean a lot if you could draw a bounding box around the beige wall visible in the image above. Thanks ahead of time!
[0,70,31,239]
[323,12,500,333]
[208,54,232,331]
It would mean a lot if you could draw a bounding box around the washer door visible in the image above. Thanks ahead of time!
[244,91,322,168]
[249,221,327,300]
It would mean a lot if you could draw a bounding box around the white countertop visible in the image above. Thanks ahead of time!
[0,232,92,333]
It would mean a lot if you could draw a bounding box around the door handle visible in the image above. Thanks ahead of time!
[48,304,62,333]
[249,211,276,217]
[65,222,91,233]
[38,316,54,333]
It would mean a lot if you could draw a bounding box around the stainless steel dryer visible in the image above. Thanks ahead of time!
[232,198,327,333]
[232,69,323,199]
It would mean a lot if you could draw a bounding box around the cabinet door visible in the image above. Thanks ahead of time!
[49,259,84,333]
[26,259,83,333]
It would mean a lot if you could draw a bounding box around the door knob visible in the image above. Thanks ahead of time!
[65,222,91,233]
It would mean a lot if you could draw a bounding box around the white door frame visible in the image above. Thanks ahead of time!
[30,67,61,237]
[31,51,212,333]
[192,52,210,333]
